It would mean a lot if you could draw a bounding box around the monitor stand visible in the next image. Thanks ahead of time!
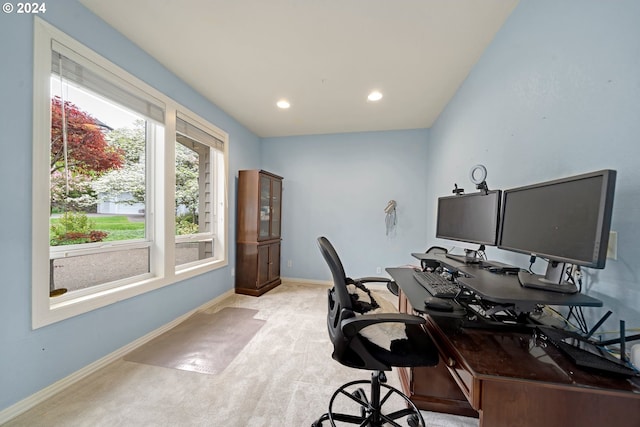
[518,261,578,294]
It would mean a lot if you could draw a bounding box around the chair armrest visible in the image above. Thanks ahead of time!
[353,276,391,284]
[341,312,425,337]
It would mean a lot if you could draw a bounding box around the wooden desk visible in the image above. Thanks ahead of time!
[387,267,640,427]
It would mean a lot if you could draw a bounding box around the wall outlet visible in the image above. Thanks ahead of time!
[287,259,292,268]
[231,268,235,277]
[376,267,382,274]
[607,230,618,260]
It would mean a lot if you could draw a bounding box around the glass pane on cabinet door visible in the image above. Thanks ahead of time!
[271,179,281,238]
[259,175,270,238]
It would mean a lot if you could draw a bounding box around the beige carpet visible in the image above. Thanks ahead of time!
[123,307,265,375]
[5,282,479,427]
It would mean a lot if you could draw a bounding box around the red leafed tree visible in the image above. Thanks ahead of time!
[50,96,124,175]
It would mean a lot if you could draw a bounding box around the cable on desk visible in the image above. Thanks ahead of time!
[476,245,487,261]
[526,256,589,332]
[565,265,589,334]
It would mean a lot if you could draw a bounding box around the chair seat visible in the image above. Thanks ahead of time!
[361,322,438,367]
[343,286,438,369]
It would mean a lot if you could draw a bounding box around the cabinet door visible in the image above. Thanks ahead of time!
[270,178,281,239]
[257,244,270,287]
[268,243,280,281]
[258,175,271,239]
[257,243,280,288]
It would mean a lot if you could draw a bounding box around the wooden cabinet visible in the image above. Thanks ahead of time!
[236,170,283,296]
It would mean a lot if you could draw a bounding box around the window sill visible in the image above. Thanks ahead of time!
[34,258,227,329]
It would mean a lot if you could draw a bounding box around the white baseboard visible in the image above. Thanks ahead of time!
[0,289,235,425]
[281,276,331,287]
[281,277,392,292]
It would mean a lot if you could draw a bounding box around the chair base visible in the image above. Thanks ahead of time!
[312,371,424,427]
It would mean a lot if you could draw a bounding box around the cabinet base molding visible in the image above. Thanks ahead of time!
[235,278,281,296]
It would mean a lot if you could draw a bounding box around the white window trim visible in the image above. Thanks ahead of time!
[32,18,229,329]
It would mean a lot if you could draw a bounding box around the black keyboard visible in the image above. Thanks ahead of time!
[412,270,461,298]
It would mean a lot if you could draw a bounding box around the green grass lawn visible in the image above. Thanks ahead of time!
[50,215,145,242]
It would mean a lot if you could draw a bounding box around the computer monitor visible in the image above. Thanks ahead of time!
[498,169,616,293]
[436,190,502,262]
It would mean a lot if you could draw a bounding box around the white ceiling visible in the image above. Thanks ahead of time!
[80,0,518,138]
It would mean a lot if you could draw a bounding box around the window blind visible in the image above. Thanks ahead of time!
[51,41,165,124]
[176,115,224,151]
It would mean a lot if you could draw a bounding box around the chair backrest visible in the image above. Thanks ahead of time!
[421,245,448,270]
[426,246,448,255]
[317,236,353,311]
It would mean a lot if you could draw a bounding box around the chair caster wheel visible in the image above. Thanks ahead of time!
[408,413,420,427]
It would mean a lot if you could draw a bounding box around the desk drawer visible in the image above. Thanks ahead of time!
[423,317,480,410]
[410,357,478,417]
[446,356,478,409]
[397,290,477,417]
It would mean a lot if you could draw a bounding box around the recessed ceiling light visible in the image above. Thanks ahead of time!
[367,91,383,101]
[276,99,290,109]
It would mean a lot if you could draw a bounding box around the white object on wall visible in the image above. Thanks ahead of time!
[385,200,397,236]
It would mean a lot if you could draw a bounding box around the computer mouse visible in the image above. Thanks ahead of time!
[424,296,454,312]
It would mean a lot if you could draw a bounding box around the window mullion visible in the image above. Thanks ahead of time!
[155,107,176,279]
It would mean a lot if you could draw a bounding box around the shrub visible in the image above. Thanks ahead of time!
[176,214,198,235]
[50,211,108,246]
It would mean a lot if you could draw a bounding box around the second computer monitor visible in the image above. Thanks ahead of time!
[498,169,616,270]
[436,190,502,247]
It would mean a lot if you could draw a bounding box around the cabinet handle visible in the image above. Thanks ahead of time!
[447,357,456,368]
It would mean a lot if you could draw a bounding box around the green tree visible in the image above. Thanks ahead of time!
[92,120,146,205]
[175,142,199,227]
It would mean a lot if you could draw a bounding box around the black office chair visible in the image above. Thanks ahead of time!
[421,246,448,271]
[313,237,439,427]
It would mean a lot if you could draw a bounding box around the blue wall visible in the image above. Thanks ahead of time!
[422,0,640,332]
[262,129,430,280]
[0,0,260,412]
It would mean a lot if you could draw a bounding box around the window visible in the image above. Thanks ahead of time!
[48,49,161,295]
[175,115,225,269]
[32,19,228,328]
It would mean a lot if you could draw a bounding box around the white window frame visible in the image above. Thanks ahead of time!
[32,18,229,328]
